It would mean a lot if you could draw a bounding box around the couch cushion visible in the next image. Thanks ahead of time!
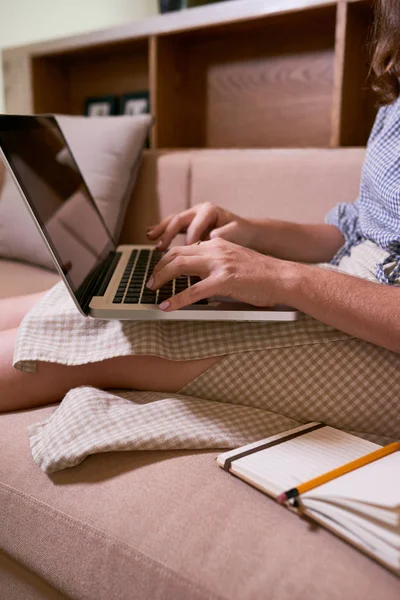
[120,151,191,245]
[0,405,398,600]
[0,550,68,600]
[0,260,59,298]
[189,149,366,223]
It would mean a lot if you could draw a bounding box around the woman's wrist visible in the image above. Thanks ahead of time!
[246,218,277,254]
[273,259,305,306]
[250,219,344,263]
[249,218,299,257]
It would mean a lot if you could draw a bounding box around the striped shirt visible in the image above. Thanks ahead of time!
[326,94,400,284]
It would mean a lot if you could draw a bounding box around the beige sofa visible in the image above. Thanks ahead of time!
[1,149,399,600]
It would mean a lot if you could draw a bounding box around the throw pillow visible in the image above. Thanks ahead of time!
[0,114,152,270]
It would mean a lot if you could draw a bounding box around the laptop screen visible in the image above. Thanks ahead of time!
[0,115,115,296]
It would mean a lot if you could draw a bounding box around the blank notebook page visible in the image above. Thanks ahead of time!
[304,452,400,510]
[229,426,380,497]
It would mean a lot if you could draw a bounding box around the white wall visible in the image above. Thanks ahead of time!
[0,0,158,111]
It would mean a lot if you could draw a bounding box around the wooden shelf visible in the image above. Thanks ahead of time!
[2,0,377,149]
[31,38,150,116]
[156,5,337,148]
[331,0,375,146]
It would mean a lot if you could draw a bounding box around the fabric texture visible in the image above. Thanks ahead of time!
[190,148,365,224]
[29,389,298,473]
[13,240,400,473]
[0,114,151,269]
[119,151,191,246]
[0,259,59,298]
[326,95,400,283]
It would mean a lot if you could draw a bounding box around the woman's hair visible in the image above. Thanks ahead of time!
[371,0,400,104]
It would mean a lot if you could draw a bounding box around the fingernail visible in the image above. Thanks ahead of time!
[146,227,153,233]
[159,301,170,311]
[146,276,154,289]
[156,240,163,248]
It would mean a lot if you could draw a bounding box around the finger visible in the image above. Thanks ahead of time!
[146,216,173,240]
[151,244,202,278]
[186,204,217,245]
[149,256,206,290]
[157,211,195,250]
[159,277,218,312]
[209,221,240,242]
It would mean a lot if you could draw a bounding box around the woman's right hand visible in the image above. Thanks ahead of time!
[146,202,256,251]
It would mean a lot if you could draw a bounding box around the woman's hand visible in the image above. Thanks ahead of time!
[146,202,345,264]
[146,202,256,251]
[147,238,295,311]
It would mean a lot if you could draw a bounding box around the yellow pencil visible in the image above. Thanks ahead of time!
[277,441,400,504]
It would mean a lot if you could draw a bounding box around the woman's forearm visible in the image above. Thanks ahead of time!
[281,262,400,353]
[249,220,345,263]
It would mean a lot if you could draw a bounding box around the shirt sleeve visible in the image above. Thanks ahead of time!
[325,199,362,244]
[325,200,363,264]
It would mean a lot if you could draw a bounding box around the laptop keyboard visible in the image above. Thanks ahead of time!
[112,249,207,306]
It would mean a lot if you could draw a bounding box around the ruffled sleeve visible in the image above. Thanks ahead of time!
[325,200,363,265]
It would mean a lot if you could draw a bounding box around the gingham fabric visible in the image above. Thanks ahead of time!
[17,240,400,473]
[29,389,299,473]
[326,95,400,284]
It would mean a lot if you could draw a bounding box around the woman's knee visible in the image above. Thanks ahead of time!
[86,353,222,392]
[0,291,45,331]
[0,328,222,412]
[0,328,105,412]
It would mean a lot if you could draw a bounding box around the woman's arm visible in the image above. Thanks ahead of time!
[149,239,400,353]
[147,202,345,263]
[282,262,400,353]
[248,220,345,263]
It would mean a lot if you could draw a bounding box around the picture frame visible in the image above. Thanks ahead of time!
[159,0,184,13]
[120,91,150,116]
[84,95,119,117]
[159,0,226,12]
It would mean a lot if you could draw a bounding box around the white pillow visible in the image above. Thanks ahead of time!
[0,114,152,270]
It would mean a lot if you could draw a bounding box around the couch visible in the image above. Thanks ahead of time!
[1,149,399,600]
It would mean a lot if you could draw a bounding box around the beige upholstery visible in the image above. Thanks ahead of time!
[120,151,191,245]
[189,149,365,222]
[1,406,399,600]
[1,148,398,600]
[0,259,59,298]
[0,550,67,600]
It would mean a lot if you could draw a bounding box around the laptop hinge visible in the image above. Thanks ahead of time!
[76,251,122,314]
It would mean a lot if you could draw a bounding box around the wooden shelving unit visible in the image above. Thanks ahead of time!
[2,0,376,149]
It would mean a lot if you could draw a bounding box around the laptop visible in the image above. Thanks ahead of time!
[0,115,298,321]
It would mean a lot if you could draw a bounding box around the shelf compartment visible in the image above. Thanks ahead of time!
[155,5,337,148]
[32,38,150,116]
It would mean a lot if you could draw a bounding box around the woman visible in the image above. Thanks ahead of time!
[0,0,399,443]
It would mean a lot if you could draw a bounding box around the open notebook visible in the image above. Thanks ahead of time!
[217,423,400,574]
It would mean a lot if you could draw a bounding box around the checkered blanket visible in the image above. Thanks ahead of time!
[16,240,399,473]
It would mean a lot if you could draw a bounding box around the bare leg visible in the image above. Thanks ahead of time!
[0,328,221,413]
[0,292,46,331]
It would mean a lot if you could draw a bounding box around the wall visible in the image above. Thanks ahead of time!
[0,0,158,112]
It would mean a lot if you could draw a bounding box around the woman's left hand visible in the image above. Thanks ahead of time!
[147,238,294,311]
